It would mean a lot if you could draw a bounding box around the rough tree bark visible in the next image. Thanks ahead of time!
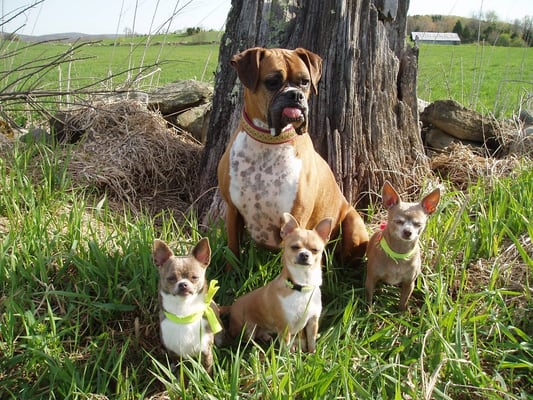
[198,0,429,220]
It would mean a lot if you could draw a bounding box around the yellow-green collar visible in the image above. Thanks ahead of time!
[378,232,417,263]
[241,111,298,144]
[163,280,222,334]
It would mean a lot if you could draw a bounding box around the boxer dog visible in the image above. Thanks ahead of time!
[217,47,368,267]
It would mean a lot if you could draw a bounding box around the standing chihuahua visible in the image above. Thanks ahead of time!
[226,213,332,353]
[365,181,441,311]
[153,238,222,374]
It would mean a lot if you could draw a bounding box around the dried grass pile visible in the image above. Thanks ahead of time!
[64,100,202,217]
[430,143,526,190]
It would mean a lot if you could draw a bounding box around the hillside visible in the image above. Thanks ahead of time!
[407,14,532,46]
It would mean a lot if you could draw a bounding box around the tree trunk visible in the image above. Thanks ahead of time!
[198,0,429,220]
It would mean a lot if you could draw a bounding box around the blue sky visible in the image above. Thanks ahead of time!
[1,0,531,36]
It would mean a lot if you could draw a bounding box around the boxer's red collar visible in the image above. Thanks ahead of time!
[240,110,298,144]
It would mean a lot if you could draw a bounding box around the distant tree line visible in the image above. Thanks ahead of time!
[408,13,532,47]
[185,27,203,36]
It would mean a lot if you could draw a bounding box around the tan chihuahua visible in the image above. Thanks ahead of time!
[226,213,332,352]
[153,238,222,374]
[365,181,441,311]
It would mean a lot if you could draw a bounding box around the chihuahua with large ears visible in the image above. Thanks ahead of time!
[226,213,333,352]
[153,238,222,374]
[365,181,441,311]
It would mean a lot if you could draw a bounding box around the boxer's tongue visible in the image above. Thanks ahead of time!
[282,107,303,119]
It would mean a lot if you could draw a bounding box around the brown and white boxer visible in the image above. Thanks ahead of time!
[217,47,368,266]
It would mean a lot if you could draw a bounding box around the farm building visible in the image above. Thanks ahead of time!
[411,32,461,45]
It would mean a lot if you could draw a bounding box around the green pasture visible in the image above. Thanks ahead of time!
[0,36,220,93]
[416,43,532,118]
[1,36,532,122]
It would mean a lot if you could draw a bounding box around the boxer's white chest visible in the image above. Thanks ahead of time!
[229,131,302,247]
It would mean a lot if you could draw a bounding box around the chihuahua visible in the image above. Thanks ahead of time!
[225,213,332,352]
[365,181,441,311]
[153,237,222,374]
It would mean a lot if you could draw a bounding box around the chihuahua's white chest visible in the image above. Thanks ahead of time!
[229,131,302,248]
[160,292,212,357]
[279,285,322,334]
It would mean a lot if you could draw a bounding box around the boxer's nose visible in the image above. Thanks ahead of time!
[287,90,305,102]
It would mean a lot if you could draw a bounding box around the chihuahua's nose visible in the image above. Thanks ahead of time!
[297,251,310,264]
[178,281,189,290]
[403,230,412,239]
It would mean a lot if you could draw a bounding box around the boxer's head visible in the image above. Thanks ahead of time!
[231,47,322,135]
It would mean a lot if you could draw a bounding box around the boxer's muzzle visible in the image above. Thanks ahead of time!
[268,87,309,136]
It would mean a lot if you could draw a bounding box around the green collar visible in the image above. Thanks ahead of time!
[163,279,222,334]
[285,278,315,292]
[378,233,417,263]
[241,110,298,144]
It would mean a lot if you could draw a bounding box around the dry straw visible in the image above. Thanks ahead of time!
[63,100,202,217]
[430,143,525,190]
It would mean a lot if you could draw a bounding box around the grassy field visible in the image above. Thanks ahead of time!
[0,35,532,399]
[0,139,531,399]
[0,33,221,90]
[1,36,532,122]
[416,43,532,118]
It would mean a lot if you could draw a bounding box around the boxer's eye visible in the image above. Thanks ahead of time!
[264,77,283,91]
[300,79,310,88]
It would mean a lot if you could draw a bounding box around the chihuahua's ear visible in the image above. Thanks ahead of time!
[382,181,400,209]
[421,188,441,215]
[192,237,211,267]
[314,217,333,243]
[280,213,300,239]
[153,239,173,267]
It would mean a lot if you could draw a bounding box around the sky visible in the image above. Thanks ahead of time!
[1,0,531,36]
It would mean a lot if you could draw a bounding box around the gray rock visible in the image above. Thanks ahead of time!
[148,80,213,116]
[176,103,211,143]
[424,127,483,152]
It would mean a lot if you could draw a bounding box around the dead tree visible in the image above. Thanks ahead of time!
[198,0,429,219]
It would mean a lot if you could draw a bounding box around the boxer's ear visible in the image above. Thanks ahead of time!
[294,48,322,95]
[230,47,265,91]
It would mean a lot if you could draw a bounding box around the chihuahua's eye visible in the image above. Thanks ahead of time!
[413,222,422,228]
[264,76,283,91]
[291,244,301,251]
[166,276,177,284]
[190,275,199,282]
[394,219,404,225]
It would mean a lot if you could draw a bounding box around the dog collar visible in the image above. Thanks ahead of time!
[163,280,222,334]
[285,278,315,292]
[241,110,298,144]
[377,232,417,263]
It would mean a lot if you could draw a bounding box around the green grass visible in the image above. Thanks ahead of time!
[0,34,221,106]
[0,141,531,399]
[1,35,221,126]
[416,43,533,118]
[1,37,531,124]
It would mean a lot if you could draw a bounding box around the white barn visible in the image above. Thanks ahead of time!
[411,32,461,45]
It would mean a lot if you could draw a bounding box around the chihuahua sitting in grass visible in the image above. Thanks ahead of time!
[225,213,332,352]
[366,181,440,311]
[153,238,222,374]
